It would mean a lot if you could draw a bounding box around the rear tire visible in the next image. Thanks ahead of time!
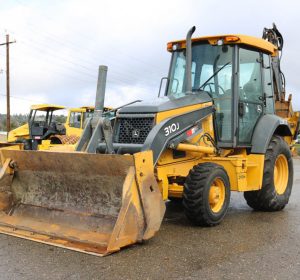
[244,135,293,211]
[183,163,230,226]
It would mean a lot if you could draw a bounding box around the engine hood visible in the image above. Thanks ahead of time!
[118,92,212,114]
[7,123,29,142]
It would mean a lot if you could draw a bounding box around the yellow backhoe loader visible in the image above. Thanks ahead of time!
[0,24,299,256]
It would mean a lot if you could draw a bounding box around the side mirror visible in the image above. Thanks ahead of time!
[158,77,169,97]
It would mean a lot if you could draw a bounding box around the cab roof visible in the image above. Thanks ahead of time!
[30,104,66,111]
[168,34,277,55]
[80,106,95,110]
[68,106,95,112]
[69,106,112,112]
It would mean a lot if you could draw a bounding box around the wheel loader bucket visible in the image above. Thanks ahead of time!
[0,148,165,256]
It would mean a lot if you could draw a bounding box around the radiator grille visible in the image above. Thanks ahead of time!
[116,117,154,144]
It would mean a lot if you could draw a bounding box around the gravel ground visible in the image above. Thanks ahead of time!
[0,160,299,280]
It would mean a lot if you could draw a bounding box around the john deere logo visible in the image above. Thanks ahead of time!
[132,129,140,138]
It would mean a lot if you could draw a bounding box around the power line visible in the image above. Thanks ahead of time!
[1,6,164,105]
[3,13,166,86]
[11,0,167,73]
[15,33,163,84]
[8,32,162,88]
[9,55,95,85]
[10,49,154,90]
[0,93,36,103]
[9,39,158,90]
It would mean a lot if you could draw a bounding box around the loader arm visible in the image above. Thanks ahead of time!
[263,23,285,101]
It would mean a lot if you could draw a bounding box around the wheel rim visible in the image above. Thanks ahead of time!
[274,154,289,195]
[209,178,226,213]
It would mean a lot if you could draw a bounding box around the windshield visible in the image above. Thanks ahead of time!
[34,111,48,122]
[167,43,233,98]
[30,110,65,125]
[30,110,51,125]
[83,111,94,124]
[167,42,234,142]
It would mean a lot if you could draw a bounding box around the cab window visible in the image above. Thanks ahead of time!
[263,53,275,114]
[69,112,81,128]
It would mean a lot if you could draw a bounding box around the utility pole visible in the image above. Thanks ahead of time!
[0,34,16,133]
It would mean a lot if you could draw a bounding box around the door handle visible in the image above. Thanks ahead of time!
[256,105,262,113]
[238,102,245,117]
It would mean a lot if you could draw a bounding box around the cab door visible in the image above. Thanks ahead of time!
[66,111,82,137]
[238,48,264,145]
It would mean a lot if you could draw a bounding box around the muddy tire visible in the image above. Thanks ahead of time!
[244,135,293,211]
[183,163,230,226]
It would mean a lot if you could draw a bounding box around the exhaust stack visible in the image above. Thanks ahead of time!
[76,65,109,153]
[185,26,196,94]
[94,65,108,116]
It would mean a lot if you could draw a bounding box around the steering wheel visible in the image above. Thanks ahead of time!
[201,83,226,96]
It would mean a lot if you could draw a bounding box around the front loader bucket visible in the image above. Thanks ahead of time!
[0,149,165,256]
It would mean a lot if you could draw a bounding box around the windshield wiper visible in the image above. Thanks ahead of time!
[198,61,231,91]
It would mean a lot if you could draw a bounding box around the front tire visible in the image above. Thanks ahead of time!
[183,163,230,226]
[244,135,293,211]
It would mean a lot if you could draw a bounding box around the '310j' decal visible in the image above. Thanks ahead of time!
[164,123,180,136]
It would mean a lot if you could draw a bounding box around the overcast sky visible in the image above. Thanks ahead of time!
[0,0,299,114]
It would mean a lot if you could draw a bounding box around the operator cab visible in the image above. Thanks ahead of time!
[68,106,113,130]
[166,35,276,148]
[28,104,66,149]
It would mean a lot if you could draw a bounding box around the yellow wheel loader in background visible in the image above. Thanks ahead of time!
[64,106,94,137]
[65,106,113,137]
[0,24,299,256]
